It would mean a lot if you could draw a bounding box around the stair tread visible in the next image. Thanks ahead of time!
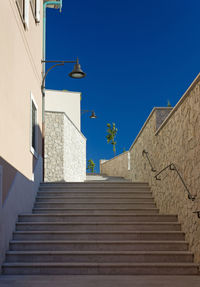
[32,208,159,211]
[36,197,153,199]
[35,201,155,203]
[14,231,184,234]
[19,213,176,216]
[38,190,151,192]
[40,183,149,186]
[3,262,197,267]
[7,250,192,255]
[10,240,187,243]
[16,221,180,225]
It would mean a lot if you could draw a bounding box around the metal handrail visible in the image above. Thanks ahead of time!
[155,163,196,201]
[142,150,156,172]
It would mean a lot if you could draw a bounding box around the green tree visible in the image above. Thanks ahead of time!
[87,159,95,173]
[167,100,172,107]
[106,123,118,156]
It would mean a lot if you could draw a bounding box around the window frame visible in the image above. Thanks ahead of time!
[30,93,38,158]
[16,0,29,30]
[30,0,40,23]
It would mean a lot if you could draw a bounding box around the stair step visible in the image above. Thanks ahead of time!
[18,214,178,223]
[32,208,159,215]
[6,250,193,263]
[3,262,198,275]
[36,196,155,202]
[13,231,185,241]
[39,186,151,191]
[40,182,149,189]
[16,221,181,231]
[34,202,156,208]
[10,240,188,251]
[37,191,152,197]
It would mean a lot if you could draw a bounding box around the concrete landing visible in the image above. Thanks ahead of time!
[0,275,200,287]
[86,174,130,182]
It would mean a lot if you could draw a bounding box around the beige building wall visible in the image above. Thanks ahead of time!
[45,89,81,130]
[0,0,43,268]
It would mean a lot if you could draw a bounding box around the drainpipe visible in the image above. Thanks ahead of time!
[43,1,62,77]
[42,0,62,180]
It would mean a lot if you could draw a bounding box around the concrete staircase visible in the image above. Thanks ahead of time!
[2,181,199,275]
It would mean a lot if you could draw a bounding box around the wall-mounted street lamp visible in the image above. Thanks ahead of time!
[41,58,86,95]
[82,110,97,119]
[41,57,86,180]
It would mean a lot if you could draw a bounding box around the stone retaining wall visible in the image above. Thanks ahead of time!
[100,74,200,263]
[45,112,86,182]
[100,151,130,179]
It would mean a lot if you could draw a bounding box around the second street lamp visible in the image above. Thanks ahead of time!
[82,110,97,119]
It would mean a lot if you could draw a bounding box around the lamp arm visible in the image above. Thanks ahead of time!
[41,62,65,94]
[82,110,90,115]
[82,110,93,115]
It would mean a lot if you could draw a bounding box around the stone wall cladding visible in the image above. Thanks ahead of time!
[155,108,173,130]
[129,76,200,263]
[99,74,200,263]
[45,112,86,182]
[100,152,130,179]
[45,113,64,181]
[63,114,86,182]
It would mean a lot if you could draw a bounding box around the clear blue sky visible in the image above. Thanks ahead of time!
[46,0,200,172]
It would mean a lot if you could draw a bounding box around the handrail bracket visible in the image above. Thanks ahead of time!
[193,211,200,218]
[142,150,156,172]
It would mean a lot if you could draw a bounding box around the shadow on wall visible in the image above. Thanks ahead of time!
[0,125,43,269]
[0,124,42,204]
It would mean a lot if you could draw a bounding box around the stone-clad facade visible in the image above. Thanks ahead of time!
[100,74,200,263]
[45,112,86,182]
[100,152,130,179]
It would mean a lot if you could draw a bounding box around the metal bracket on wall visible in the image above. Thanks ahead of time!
[193,211,200,218]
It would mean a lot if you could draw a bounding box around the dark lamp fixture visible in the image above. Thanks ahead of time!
[82,110,97,119]
[90,111,97,119]
[69,58,86,79]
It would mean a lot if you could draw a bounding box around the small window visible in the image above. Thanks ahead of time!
[30,93,38,157]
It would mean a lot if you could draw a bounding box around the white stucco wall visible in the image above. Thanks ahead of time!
[45,112,86,182]
[45,89,81,130]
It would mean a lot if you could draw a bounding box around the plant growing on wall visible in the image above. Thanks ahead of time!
[87,159,95,173]
[106,123,118,156]
[167,100,172,107]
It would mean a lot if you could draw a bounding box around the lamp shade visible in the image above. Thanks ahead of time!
[69,62,86,79]
[90,111,97,119]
